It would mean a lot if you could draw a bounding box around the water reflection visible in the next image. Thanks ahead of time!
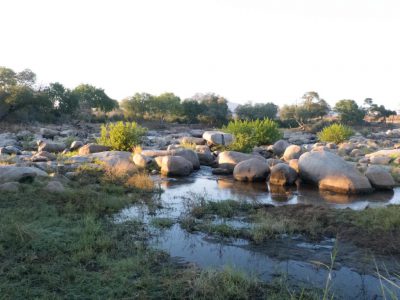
[154,166,400,210]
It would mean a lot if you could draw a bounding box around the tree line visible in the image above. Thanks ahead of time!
[0,66,396,125]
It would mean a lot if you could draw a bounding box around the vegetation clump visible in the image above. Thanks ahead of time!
[317,123,354,144]
[222,118,282,152]
[97,121,147,151]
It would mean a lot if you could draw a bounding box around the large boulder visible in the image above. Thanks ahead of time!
[195,145,215,166]
[272,140,290,157]
[40,128,59,139]
[170,149,200,169]
[283,145,302,161]
[38,141,66,153]
[203,131,233,146]
[298,150,372,194]
[78,143,110,155]
[0,166,48,184]
[180,136,206,145]
[217,151,265,170]
[365,165,395,190]
[269,163,298,186]
[0,146,22,155]
[161,156,193,176]
[233,158,270,182]
[70,141,84,151]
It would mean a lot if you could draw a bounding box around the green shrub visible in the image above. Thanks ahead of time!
[97,121,147,151]
[317,123,354,144]
[222,118,282,152]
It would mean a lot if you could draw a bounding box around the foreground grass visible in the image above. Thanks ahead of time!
[182,198,400,255]
[0,182,319,299]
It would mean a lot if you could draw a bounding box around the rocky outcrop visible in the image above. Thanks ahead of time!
[233,158,270,182]
[298,150,372,194]
[365,165,395,190]
[269,163,297,186]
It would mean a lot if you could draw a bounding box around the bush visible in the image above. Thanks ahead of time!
[97,121,147,151]
[317,123,354,144]
[307,119,334,134]
[222,119,282,152]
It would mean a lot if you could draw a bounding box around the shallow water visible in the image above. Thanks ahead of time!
[115,167,400,299]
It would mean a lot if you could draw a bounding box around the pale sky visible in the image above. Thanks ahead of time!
[1,0,399,109]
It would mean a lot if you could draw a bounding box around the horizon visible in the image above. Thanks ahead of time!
[1,0,399,109]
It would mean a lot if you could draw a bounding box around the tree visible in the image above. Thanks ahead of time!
[72,84,118,112]
[334,99,365,125]
[363,98,396,124]
[191,93,230,126]
[45,82,79,115]
[235,102,278,120]
[181,99,205,123]
[279,91,330,128]
[120,92,154,120]
[150,92,182,122]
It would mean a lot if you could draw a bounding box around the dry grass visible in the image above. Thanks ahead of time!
[180,141,197,150]
[125,173,154,191]
[133,145,142,154]
[103,160,138,184]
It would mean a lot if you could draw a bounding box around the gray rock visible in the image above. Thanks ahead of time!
[283,145,302,161]
[203,131,233,146]
[369,156,391,165]
[272,140,290,156]
[78,143,110,155]
[217,151,265,170]
[212,168,232,175]
[180,136,206,145]
[70,141,84,151]
[38,141,66,153]
[0,166,48,183]
[365,165,395,190]
[161,156,193,176]
[195,145,215,166]
[170,149,200,170]
[40,128,59,139]
[233,158,270,182]
[298,150,372,194]
[0,146,22,155]
[269,163,298,186]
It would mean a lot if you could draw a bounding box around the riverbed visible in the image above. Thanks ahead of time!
[115,166,400,299]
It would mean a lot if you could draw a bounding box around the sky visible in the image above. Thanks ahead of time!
[1,0,400,109]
